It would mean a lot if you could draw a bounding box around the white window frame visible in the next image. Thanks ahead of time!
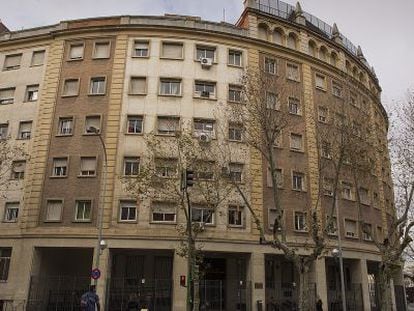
[292,171,305,191]
[126,116,143,134]
[74,200,92,222]
[196,45,216,62]
[3,202,19,223]
[286,63,300,81]
[132,41,149,58]
[228,85,242,103]
[151,202,177,223]
[18,121,32,140]
[119,200,137,222]
[89,77,106,95]
[288,97,301,115]
[228,205,244,227]
[191,206,214,225]
[290,133,303,151]
[45,200,63,222]
[68,43,84,60]
[25,85,39,102]
[159,79,182,96]
[345,219,358,238]
[58,117,74,136]
[123,157,140,176]
[79,157,97,177]
[194,80,216,99]
[228,123,243,142]
[92,41,111,59]
[294,211,307,231]
[264,57,276,74]
[228,49,242,67]
[52,157,68,177]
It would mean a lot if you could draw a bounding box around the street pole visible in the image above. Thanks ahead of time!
[335,195,347,311]
[92,128,108,287]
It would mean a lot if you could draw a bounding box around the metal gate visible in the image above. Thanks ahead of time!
[26,275,90,311]
[106,278,172,311]
[199,280,251,311]
[327,283,363,311]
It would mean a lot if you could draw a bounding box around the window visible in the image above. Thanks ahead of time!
[3,54,22,71]
[127,115,143,134]
[195,81,216,99]
[287,34,297,49]
[4,202,19,222]
[363,224,373,241]
[264,57,276,74]
[288,97,301,115]
[68,43,84,60]
[58,117,73,135]
[228,50,242,66]
[75,200,92,221]
[196,161,214,180]
[294,211,307,231]
[0,123,8,139]
[315,74,326,90]
[191,205,214,225]
[359,188,370,205]
[159,79,181,96]
[0,248,12,281]
[31,50,45,66]
[161,42,183,59]
[151,202,176,223]
[157,116,180,135]
[228,123,243,141]
[318,106,328,123]
[377,226,383,241]
[228,85,242,103]
[196,45,215,61]
[11,161,25,180]
[52,158,68,177]
[323,177,334,196]
[290,133,303,151]
[123,157,139,176]
[80,157,96,176]
[45,200,63,222]
[345,219,357,238]
[18,121,32,139]
[25,85,39,102]
[229,163,243,183]
[326,216,338,235]
[194,119,215,137]
[155,158,177,178]
[62,79,79,96]
[133,41,149,57]
[85,116,101,134]
[0,88,15,105]
[321,141,332,159]
[93,41,110,59]
[89,77,106,95]
[228,205,243,227]
[350,92,358,107]
[287,63,299,81]
[129,77,146,95]
[342,182,354,200]
[373,192,379,208]
[267,167,283,188]
[332,81,342,97]
[268,209,283,231]
[292,172,305,191]
[119,200,137,221]
[80,157,97,176]
[266,92,279,110]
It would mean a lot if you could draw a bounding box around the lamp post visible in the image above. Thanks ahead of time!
[89,126,108,286]
[333,194,347,311]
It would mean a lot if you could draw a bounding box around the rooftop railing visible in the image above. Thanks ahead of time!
[251,0,364,65]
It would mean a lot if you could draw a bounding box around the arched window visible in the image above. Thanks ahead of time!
[319,46,328,61]
[345,60,351,74]
[287,33,297,50]
[273,29,284,45]
[352,66,358,79]
[359,72,366,84]
[330,52,338,66]
[258,24,269,41]
[308,41,316,57]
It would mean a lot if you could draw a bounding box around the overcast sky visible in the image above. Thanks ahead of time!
[2,0,413,107]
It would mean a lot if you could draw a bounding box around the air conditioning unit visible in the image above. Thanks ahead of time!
[200,57,213,68]
[200,91,210,98]
[86,127,100,134]
[198,132,211,143]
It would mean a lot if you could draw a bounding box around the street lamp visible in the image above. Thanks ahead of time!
[89,126,108,286]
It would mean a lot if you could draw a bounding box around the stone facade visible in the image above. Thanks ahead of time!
[0,1,400,311]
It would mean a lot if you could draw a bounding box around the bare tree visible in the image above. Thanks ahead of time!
[122,126,242,311]
[360,91,414,311]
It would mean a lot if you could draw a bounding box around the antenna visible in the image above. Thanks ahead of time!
[222,8,226,22]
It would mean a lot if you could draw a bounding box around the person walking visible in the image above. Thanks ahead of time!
[316,298,323,311]
[80,285,101,311]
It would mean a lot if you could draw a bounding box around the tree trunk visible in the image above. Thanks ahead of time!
[193,264,200,311]
[297,264,310,311]
[378,263,393,311]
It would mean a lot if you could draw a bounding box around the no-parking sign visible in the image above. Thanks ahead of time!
[91,268,101,280]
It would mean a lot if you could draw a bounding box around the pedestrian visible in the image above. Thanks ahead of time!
[316,298,323,311]
[80,285,101,311]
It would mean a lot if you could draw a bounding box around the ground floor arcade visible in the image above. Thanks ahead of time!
[0,238,407,311]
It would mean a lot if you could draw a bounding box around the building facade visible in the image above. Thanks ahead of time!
[0,1,402,310]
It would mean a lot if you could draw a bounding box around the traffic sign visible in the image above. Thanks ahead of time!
[91,268,101,280]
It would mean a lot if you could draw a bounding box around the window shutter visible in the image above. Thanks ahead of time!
[54,158,67,167]
[64,80,78,95]
[94,42,110,58]
[20,122,32,132]
[4,54,21,68]
[0,88,15,100]
[70,45,83,59]
[86,117,100,130]
[13,162,26,173]
[81,158,96,171]
[46,201,62,221]
[162,43,183,59]
[31,51,45,66]
[130,77,146,94]
[134,42,148,50]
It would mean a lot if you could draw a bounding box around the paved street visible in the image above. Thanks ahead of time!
[408,302,414,311]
